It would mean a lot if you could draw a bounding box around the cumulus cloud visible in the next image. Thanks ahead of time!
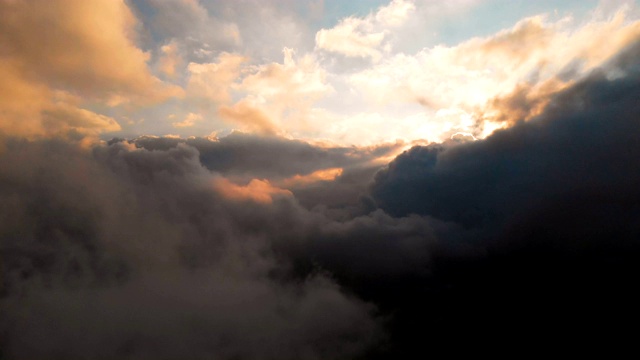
[375,0,416,26]
[315,18,387,60]
[241,48,332,107]
[348,8,640,140]
[218,101,280,135]
[187,52,247,106]
[315,0,415,61]
[172,112,204,128]
[237,49,333,133]
[157,40,183,78]
[0,0,176,101]
[0,0,182,138]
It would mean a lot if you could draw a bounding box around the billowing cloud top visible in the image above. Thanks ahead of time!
[2,1,640,359]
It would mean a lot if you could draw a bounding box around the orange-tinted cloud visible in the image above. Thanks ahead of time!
[347,9,640,141]
[0,0,182,138]
[0,0,182,103]
[472,16,552,63]
[157,40,183,78]
[225,48,332,136]
[42,102,121,134]
[218,101,279,135]
[279,167,344,188]
[187,52,247,106]
[240,49,332,109]
[172,113,203,128]
[0,61,51,137]
[212,178,292,204]
[478,77,567,127]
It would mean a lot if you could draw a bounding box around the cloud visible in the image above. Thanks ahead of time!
[375,0,416,26]
[321,109,478,146]
[218,101,279,135]
[187,52,247,106]
[0,62,52,137]
[136,0,312,63]
[0,137,384,359]
[212,178,292,204]
[372,41,640,261]
[348,8,640,140]
[230,48,333,135]
[157,40,183,78]
[4,45,640,355]
[118,133,406,217]
[4,2,640,357]
[361,42,640,354]
[141,0,243,58]
[372,62,640,229]
[315,0,415,60]
[172,112,203,128]
[241,48,332,107]
[315,19,387,60]
[126,131,403,181]
[279,167,344,187]
[0,0,182,138]
[0,0,182,103]
[42,102,122,134]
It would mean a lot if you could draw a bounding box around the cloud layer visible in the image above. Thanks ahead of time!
[0,137,386,359]
[0,0,183,138]
[4,42,640,355]
[3,1,640,358]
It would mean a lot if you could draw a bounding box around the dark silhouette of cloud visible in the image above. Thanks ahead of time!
[368,42,640,355]
[373,53,640,233]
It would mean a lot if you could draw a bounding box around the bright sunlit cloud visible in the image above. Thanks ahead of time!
[1,0,639,145]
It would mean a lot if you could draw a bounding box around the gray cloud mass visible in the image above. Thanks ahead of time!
[0,138,386,359]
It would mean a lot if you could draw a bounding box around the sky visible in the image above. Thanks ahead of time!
[2,0,640,358]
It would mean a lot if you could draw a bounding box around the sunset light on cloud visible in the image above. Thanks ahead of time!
[2,0,637,144]
[2,0,640,358]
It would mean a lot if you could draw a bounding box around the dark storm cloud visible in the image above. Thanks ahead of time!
[374,41,640,224]
[372,61,640,233]
[368,43,640,353]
